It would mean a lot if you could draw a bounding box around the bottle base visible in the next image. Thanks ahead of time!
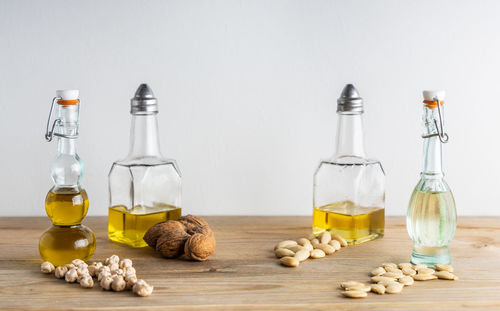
[313,227,384,245]
[411,245,451,266]
[108,232,148,248]
[39,224,96,266]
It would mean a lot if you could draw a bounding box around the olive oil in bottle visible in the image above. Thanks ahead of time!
[313,201,384,244]
[45,189,89,226]
[108,205,181,248]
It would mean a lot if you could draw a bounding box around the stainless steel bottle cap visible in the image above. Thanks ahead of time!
[131,83,158,114]
[337,84,364,114]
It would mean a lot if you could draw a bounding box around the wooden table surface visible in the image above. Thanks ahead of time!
[0,216,499,310]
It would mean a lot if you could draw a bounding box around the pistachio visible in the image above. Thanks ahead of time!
[413,264,428,271]
[331,233,348,247]
[280,256,299,267]
[371,266,386,276]
[340,281,365,289]
[294,249,310,262]
[371,284,386,295]
[275,248,295,258]
[417,268,435,275]
[319,231,331,244]
[310,249,325,259]
[382,263,398,269]
[402,267,416,276]
[398,275,415,286]
[371,276,397,283]
[341,290,367,298]
[314,243,335,255]
[386,282,404,294]
[398,262,413,270]
[274,240,297,250]
[413,274,438,281]
[328,240,341,251]
[435,264,454,273]
[435,271,458,280]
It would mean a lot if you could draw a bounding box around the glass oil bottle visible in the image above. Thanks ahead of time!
[313,84,385,245]
[39,90,96,266]
[108,84,181,248]
[407,90,456,266]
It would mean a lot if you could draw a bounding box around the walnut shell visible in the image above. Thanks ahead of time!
[143,220,186,248]
[156,229,191,258]
[179,215,212,235]
[184,233,216,261]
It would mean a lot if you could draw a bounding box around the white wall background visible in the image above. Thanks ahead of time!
[1,0,499,216]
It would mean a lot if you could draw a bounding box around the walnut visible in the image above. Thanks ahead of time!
[143,220,186,248]
[156,229,191,258]
[179,215,212,235]
[184,232,216,261]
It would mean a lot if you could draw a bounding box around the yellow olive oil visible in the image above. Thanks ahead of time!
[39,188,95,266]
[45,189,89,226]
[108,205,181,248]
[39,225,96,266]
[313,201,384,245]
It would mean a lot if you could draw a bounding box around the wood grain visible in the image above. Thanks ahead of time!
[0,216,499,310]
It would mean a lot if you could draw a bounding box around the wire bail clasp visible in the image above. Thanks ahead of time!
[422,97,449,143]
[434,96,449,143]
[45,97,61,142]
[45,97,80,142]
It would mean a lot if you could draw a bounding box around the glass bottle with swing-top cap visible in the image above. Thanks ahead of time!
[39,90,96,266]
[407,90,456,266]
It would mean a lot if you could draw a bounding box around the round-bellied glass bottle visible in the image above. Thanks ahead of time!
[407,90,456,266]
[39,90,96,266]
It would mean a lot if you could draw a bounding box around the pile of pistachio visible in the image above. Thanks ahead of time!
[340,262,458,298]
[274,231,348,267]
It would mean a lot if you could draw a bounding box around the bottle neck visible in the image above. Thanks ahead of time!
[57,137,76,155]
[421,106,444,176]
[128,114,162,158]
[334,113,366,158]
[422,136,442,176]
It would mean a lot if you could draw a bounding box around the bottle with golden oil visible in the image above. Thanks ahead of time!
[407,90,456,266]
[39,90,96,266]
[313,84,385,245]
[108,84,181,248]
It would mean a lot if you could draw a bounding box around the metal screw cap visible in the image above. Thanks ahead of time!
[131,83,158,115]
[337,84,364,114]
